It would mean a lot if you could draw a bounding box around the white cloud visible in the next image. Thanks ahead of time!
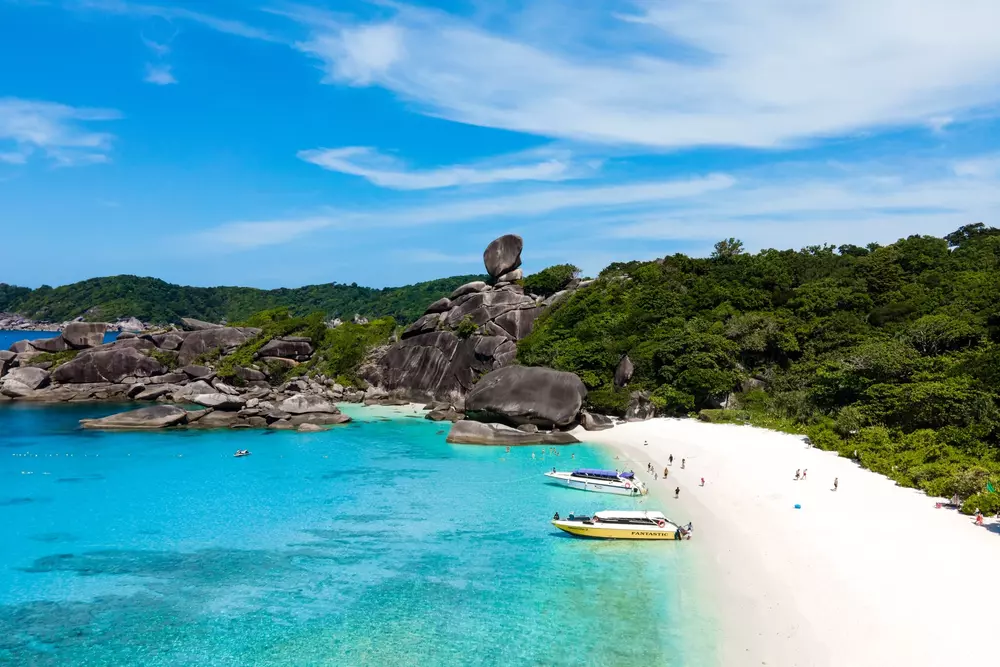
[0,98,120,166]
[144,63,177,85]
[293,1,1000,148]
[297,146,585,190]
[193,173,734,248]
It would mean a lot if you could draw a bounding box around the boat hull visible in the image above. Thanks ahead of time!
[544,473,644,496]
[551,521,680,540]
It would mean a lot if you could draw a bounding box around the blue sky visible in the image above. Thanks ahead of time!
[3,0,1000,289]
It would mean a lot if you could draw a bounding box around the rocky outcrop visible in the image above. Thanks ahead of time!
[80,405,190,430]
[53,347,166,384]
[180,318,223,331]
[279,394,337,414]
[4,366,50,390]
[191,393,246,411]
[483,234,523,279]
[445,420,579,445]
[257,337,313,361]
[625,390,656,422]
[580,411,615,431]
[177,327,259,365]
[62,322,107,349]
[614,355,634,388]
[465,366,587,429]
[27,336,72,353]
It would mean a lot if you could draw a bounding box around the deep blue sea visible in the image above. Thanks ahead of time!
[0,401,717,666]
[0,330,119,349]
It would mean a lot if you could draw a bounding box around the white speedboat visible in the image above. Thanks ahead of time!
[552,510,691,540]
[544,468,647,496]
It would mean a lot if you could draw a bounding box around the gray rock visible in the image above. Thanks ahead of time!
[402,313,443,339]
[450,281,489,299]
[259,357,299,369]
[288,412,351,426]
[191,393,246,411]
[425,298,451,314]
[625,391,656,422]
[465,366,587,429]
[483,234,523,279]
[0,349,15,376]
[234,366,267,382]
[581,411,615,431]
[52,347,166,384]
[149,333,186,350]
[80,405,188,430]
[184,408,213,423]
[426,407,462,422]
[444,290,534,329]
[181,365,215,380]
[145,372,188,385]
[493,307,542,340]
[296,423,326,432]
[445,420,578,445]
[180,317,223,331]
[516,423,538,433]
[1,380,36,398]
[177,327,259,365]
[8,340,35,354]
[257,338,313,361]
[187,410,239,428]
[497,268,523,283]
[27,336,71,353]
[279,394,338,415]
[614,355,634,388]
[268,420,296,430]
[4,367,51,390]
[135,385,177,401]
[173,380,215,398]
[62,322,107,349]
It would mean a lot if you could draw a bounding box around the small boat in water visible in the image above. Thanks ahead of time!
[234,450,251,458]
[544,468,647,496]
[551,510,691,540]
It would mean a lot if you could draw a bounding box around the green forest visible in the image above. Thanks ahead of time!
[518,224,1000,512]
[0,274,484,326]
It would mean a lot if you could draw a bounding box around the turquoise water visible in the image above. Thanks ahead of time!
[1,330,119,349]
[0,402,716,666]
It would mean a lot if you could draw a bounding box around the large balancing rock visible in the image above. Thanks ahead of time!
[483,234,523,280]
[465,366,587,429]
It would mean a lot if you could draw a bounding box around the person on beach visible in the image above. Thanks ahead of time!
[681,459,686,469]
[664,467,668,478]
[668,455,674,465]
[644,440,648,447]
[833,477,839,491]
[700,477,705,486]
[802,469,808,480]
[795,469,801,480]
[654,472,658,480]
[674,487,680,499]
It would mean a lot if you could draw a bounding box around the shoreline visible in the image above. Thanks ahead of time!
[575,417,1000,667]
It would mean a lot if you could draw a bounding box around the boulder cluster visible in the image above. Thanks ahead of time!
[363,234,587,404]
[0,319,358,432]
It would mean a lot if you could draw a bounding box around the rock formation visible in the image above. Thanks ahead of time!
[445,420,578,445]
[464,366,587,429]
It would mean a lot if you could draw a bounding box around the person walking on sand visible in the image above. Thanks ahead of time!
[681,459,686,469]
[663,467,668,478]
[700,477,705,487]
[802,469,808,480]
[674,487,680,499]
[668,454,674,466]
[644,440,648,447]
[795,469,801,480]
[833,477,839,492]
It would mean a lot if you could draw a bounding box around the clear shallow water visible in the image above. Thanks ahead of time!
[0,402,717,666]
[0,330,119,349]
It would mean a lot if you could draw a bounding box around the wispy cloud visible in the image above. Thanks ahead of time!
[0,98,120,166]
[292,1,1000,149]
[192,173,734,249]
[144,63,177,85]
[297,146,587,190]
[76,0,280,42]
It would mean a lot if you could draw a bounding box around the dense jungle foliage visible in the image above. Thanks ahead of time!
[0,274,485,326]
[519,225,1000,511]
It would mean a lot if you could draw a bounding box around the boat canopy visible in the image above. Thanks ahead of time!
[594,510,668,521]
[571,468,630,479]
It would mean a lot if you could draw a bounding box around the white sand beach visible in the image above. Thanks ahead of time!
[574,418,1000,667]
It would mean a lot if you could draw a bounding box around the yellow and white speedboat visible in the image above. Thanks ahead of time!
[551,510,691,540]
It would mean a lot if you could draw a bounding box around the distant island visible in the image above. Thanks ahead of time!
[0,273,487,329]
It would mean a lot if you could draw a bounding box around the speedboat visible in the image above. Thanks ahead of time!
[544,468,647,496]
[234,450,251,458]
[551,510,691,540]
